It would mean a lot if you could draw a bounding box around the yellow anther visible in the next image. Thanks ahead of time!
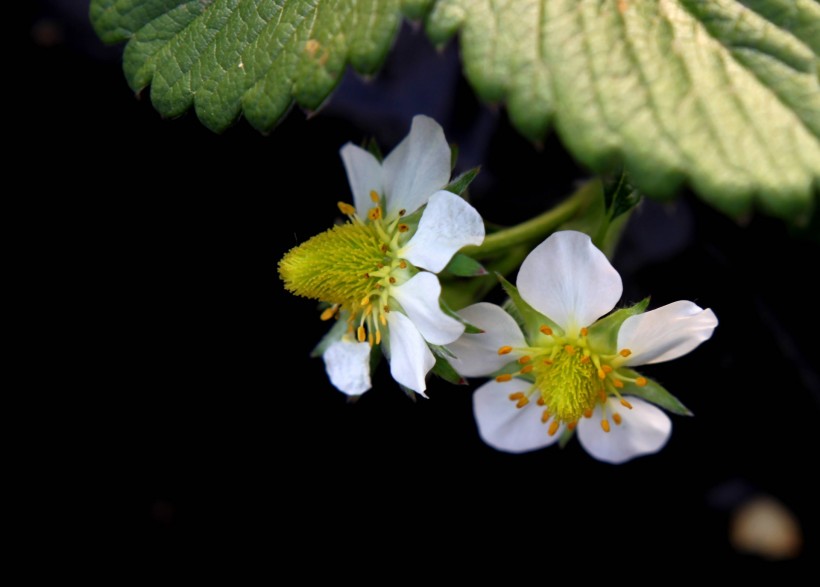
[536,397,545,406]
[398,224,409,232]
[383,305,390,313]
[598,390,607,403]
[368,331,374,347]
[620,399,633,410]
[580,327,589,337]
[613,413,622,425]
[368,207,382,221]
[398,209,406,216]
[320,306,337,321]
[389,277,396,284]
[337,202,356,215]
[613,379,624,389]
[602,365,613,374]
[360,295,371,306]
[542,359,553,366]
[496,374,513,382]
[516,397,529,409]
[369,190,380,203]
[597,368,607,380]
[583,408,593,419]
[357,326,366,343]
[541,409,551,423]
[619,348,632,357]
[379,314,387,326]
[498,346,513,355]
[635,377,648,387]
[508,392,525,401]
[564,345,576,355]
[375,330,381,345]
[540,325,553,336]
[601,419,611,433]
[567,421,577,431]
[548,420,560,436]
[518,355,531,364]
[519,365,533,374]
[580,355,590,364]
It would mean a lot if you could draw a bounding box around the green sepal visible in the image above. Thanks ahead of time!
[586,297,650,354]
[438,298,483,334]
[400,385,419,402]
[444,166,481,196]
[558,427,575,449]
[444,253,488,277]
[603,170,642,222]
[497,274,560,343]
[430,348,468,386]
[364,136,384,162]
[310,314,348,358]
[620,369,693,416]
[449,144,459,172]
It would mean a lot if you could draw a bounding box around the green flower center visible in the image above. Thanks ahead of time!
[497,325,648,435]
[278,197,414,345]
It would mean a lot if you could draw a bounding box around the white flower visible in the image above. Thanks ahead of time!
[279,115,485,397]
[446,230,717,464]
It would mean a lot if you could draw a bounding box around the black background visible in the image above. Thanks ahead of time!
[27,0,818,574]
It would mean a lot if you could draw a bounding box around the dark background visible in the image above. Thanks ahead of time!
[27,0,818,573]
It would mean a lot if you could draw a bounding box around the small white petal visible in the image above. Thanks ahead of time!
[386,311,435,395]
[577,397,671,464]
[383,115,452,218]
[446,303,527,377]
[401,191,485,273]
[473,380,561,453]
[391,272,464,345]
[340,143,384,217]
[517,230,622,334]
[323,339,372,396]
[618,301,718,365]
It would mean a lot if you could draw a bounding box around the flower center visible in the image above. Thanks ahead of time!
[278,195,413,345]
[496,325,648,434]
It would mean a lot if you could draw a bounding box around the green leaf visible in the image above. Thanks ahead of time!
[621,369,693,416]
[426,0,820,221]
[90,0,403,132]
[444,252,487,277]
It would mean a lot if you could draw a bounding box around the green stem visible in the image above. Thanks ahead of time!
[461,179,598,258]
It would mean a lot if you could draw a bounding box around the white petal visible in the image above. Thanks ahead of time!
[517,230,622,334]
[323,339,372,396]
[382,115,452,218]
[401,191,485,273]
[391,272,464,345]
[386,311,435,395]
[446,303,527,377]
[618,301,718,365]
[577,397,671,464]
[473,380,562,454]
[340,143,384,217]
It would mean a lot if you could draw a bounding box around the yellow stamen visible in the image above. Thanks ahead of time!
[601,419,611,433]
[540,325,553,336]
[542,359,553,366]
[399,261,407,269]
[357,326,366,343]
[536,397,545,406]
[398,209,406,216]
[360,295,371,306]
[337,202,356,215]
[518,356,531,364]
[619,348,632,357]
[580,327,589,337]
[564,345,576,355]
[516,397,529,409]
[379,314,387,326]
[369,190,380,203]
[496,374,513,382]
[548,420,560,436]
[398,224,409,233]
[508,392,525,401]
[375,330,381,345]
[498,346,513,355]
[368,207,382,221]
[541,409,551,423]
[635,377,648,387]
[368,331,374,347]
[598,390,607,403]
[597,368,606,380]
[602,365,613,374]
[580,355,590,364]
[389,277,396,284]
[320,306,337,321]
[613,379,624,389]
[620,399,633,409]
[584,408,593,419]
[519,365,534,374]
[567,421,577,431]
[613,413,622,425]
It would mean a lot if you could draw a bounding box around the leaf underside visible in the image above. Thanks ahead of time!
[91,0,820,220]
